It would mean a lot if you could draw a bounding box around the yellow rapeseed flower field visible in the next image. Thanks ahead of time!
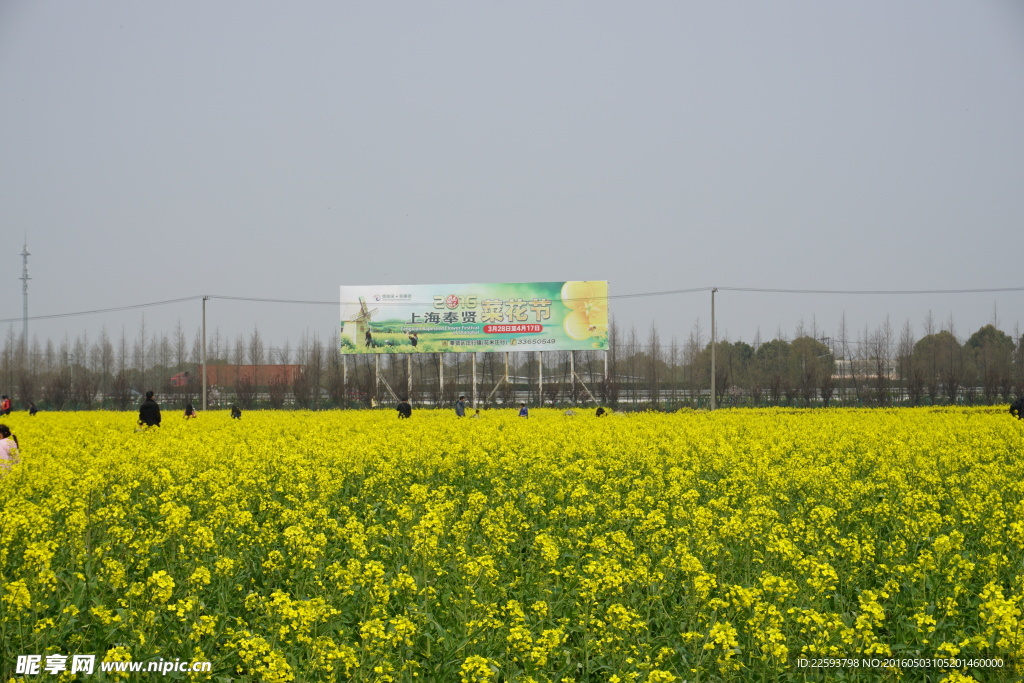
[0,407,1021,682]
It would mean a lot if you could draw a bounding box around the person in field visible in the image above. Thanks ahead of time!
[0,395,11,416]
[231,405,242,420]
[138,391,161,428]
[397,398,412,419]
[455,396,466,417]
[28,402,38,416]
[184,403,197,419]
[596,406,607,417]
[1011,396,1024,419]
[518,402,529,418]
[0,424,19,473]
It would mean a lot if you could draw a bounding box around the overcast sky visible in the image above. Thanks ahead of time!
[2,1,1023,355]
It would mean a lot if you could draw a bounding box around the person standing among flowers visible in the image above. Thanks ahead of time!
[138,391,161,428]
[0,424,19,474]
[1010,396,1024,419]
[399,397,415,419]
[455,395,466,417]
[518,402,529,418]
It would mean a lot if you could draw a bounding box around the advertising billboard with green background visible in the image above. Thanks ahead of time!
[340,282,608,354]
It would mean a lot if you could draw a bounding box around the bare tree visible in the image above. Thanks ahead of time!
[898,320,922,405]
[1014,323,1024,399]
[604,318,620,406]
[71,332,97,407]
[646,321,661,408]
[869,317,894,406]
[922,311,940,403]
[835,315,850,405]
[45,337,73,409]
[232,334,256,408]
[248,326,265,366]
[111,329,133,410]
[134,316,148,392]
[17,337,41,408]
[267,376,288,409]
[684,320,704,405]
[306,333,326,409]
[622,326,640,405]
[1,329,15,400]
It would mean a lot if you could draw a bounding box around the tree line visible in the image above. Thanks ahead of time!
[1,312,1022,411]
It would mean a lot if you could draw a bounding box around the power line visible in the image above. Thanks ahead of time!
[3,284,1021,325]
[0,296,202,324]
[718,286,1024,295]
[209,295,338,305]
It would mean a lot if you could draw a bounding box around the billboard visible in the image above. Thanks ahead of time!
[340,282,608,354]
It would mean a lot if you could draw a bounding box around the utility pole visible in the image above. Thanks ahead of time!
[202,296,208,411]
[20,240,30,354]
[711,287,718,410]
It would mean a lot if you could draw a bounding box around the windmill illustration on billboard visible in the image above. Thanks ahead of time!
[342,296,379,349]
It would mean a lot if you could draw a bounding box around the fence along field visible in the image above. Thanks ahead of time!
[2,318,1023,411]
[1,407,1021,681]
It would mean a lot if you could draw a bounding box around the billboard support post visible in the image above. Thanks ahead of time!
[375,355,380,405]
[471,353,477,408]
[438,354,443,405]
[407,355,412,401]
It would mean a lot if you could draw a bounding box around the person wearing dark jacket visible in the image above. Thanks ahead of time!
[138,391,161,427]
[397,398,412,419]
[1011,396,1024,419]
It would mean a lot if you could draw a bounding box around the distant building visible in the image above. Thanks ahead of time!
[173,365,303,387]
